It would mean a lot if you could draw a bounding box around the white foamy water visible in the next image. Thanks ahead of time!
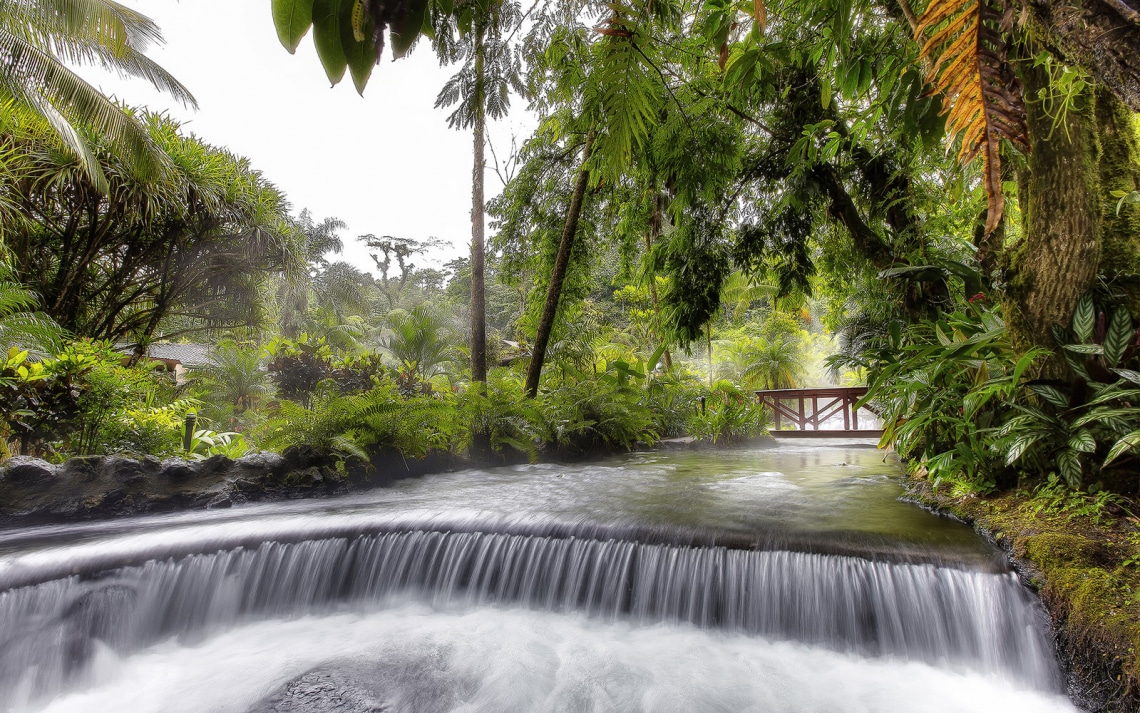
[24,605,1075,713]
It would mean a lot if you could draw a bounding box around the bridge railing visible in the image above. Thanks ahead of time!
[755,387,881,437]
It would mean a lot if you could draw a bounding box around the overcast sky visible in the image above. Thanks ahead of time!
[77,0,535,275]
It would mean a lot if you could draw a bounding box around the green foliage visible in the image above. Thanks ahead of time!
[382,304,454,386]
[691,379,767,444]
[0,340,196,459]
[995,297,1140,489]
[456,371,544,459]
[260,382,454,463]
[0,0,196,191]
[539,378,657,452]
[3,110,306,342]
[849,304,1039,491]
[185,428,250,461]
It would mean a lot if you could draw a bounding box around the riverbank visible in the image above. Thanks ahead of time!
[905,477,1140,712]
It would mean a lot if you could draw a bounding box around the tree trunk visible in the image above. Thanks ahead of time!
[646,192,672,371]
[1094,86,1140,310]
[470,23,488,384]
[1004,50,1102,362]
[1016,0,1140,111]
[524,134,595,399]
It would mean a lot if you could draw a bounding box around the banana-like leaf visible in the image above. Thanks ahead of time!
[1103,307,1133,367]
[272,0,315,53]
[339,0,376,95]
[916,0,1028,236]
[1105,429,1140,467]
[1072,294,1095,343]
[312,0,348,85]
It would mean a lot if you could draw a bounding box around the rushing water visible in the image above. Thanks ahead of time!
[0,442,1077,712]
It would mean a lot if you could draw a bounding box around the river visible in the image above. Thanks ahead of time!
[0,441,1077,712]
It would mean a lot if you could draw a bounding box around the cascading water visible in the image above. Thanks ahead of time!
[0,443,1078,713]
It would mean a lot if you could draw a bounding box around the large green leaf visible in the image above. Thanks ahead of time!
[1028,383,1069,409]
[1067,429,1096,453]
[1071,294,1094,343]
[1114,368,1140,385]
[1004,433,1043,465]
[1103,307,1134,367]
[1105,429,1140,467]
[389,0,429,58]
[338,0,376,94]
[312,0,347,85]
[1056,448,1084,488]
[272,0,315,53]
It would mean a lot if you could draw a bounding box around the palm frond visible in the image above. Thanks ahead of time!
[916,0,1028,235]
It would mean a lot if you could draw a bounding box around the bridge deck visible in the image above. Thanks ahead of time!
[756,386,882,438]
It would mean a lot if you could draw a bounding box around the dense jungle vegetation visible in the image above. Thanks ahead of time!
[2,0,1140,517]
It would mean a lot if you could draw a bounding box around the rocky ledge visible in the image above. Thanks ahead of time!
[0,448,363,526]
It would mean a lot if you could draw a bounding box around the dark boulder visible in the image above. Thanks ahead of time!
[2,456,59,485]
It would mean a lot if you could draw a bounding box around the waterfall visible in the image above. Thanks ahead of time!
[0,523,1060,702]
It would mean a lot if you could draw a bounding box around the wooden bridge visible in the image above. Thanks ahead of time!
[755,387,882,438]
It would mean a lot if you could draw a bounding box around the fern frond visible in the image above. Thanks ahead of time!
[917,0,1028,235]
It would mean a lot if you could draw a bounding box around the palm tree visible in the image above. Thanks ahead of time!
[0,0,196,192]
[742,337,804,391]
[200,341,270,414]
[433,1,523,384]
[382,305,452,383]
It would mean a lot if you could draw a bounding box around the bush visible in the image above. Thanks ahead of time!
[691,380,767,444]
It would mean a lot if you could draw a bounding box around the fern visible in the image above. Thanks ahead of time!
[916,0,1028,235]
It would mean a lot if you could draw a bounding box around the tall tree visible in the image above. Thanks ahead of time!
[433,1,523,384]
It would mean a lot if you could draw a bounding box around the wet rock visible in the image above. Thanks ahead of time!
[206,493,233,509]
[159,458,196,480]
[248,669,388,713]
[2,456,59,485]
[282,444,331,469]
[99,456,159,486]
[59,455,102,482]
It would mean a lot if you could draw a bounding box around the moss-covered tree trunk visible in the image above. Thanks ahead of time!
[1004,54,1102,359]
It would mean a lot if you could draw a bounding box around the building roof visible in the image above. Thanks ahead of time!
[117,343,213,367]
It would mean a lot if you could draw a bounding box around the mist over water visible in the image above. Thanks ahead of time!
[0,442,1078,712]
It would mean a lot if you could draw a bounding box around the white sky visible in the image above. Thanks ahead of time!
[77,0,535,275]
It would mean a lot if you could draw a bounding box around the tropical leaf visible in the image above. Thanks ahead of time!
[1067,429,1096,453]
[1056,448,1083,488]
[1103,307,1133,367]
[1105,429,1140,467]
[272,0,315,53]
[1062,343,1104,355]
[312,0,348,85]
[1113,368,1140,385]
[916,0,1028,235]
[1028,383,1069,409]
[1071,294,1095,343]
[1005,432,1043,465]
